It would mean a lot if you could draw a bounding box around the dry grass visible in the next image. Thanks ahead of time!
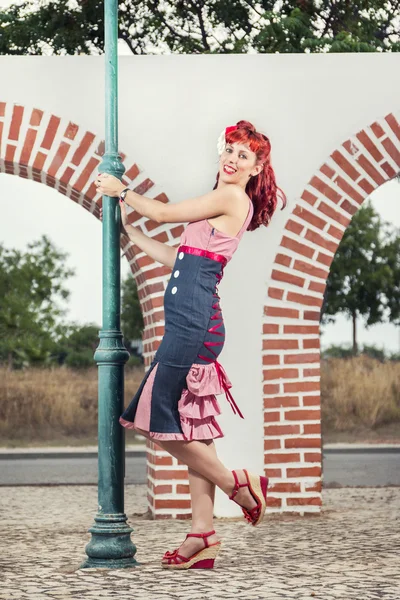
[321,356,400,431]
[0,366,144,443]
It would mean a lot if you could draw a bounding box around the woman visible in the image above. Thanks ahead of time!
[95,120,285,570]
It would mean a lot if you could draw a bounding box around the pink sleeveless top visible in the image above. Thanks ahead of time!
[179,198,254,263]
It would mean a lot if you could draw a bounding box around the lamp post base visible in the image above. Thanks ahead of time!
[80,515,138,569]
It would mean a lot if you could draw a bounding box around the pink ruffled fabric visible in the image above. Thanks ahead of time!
[119,361,227,441]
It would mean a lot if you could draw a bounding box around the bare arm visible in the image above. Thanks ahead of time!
[96,174,246,224]
[123,223,177,269]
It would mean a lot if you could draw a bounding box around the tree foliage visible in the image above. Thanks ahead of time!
[121,274,143,343]
[1,1,399,55]
[321,201,400,354]
[0,235,74,368]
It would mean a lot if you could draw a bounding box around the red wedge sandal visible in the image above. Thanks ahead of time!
[229,469,269,526]
[162,530,221,570]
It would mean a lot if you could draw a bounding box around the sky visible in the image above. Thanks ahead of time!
[0,174,399,352]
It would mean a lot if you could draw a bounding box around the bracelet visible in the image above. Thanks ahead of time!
[119,188,129,202]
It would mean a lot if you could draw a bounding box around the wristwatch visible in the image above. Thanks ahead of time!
[119,187,129,202]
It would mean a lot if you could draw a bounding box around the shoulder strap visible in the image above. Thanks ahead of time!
[236,198,254,238]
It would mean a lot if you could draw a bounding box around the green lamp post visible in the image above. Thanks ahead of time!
[81,0,137,569]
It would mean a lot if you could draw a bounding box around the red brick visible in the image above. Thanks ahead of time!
[73,157,100,192]
[264,306,299,319]
[263,368,298,380]
[155,455,173,466]
[304,452,322,462]
[264,411,281,422]
[9,105,24,141]
[170,225,185,238]
[310,176,342,204]
[308,281,325,294]
[0,101,6,116]
[285,437,321,449]
[263,324,279,334]
[275,253,292,267]
[155,499,191,509]
[303,423,321,433]
[264,396,300,409]
[29,108,43,127]
[262,354,280,366]
[287,466,321,478]
[140,265,170,280]
[357,155,385,185]
[371,121,385,139]
[358,178,374,195]
[281,235,314,259]
[271,269,305,288]
[264,439,281,450]
[327,224,343,240]
[304,310,320,321]
[284,381,320,393]
[303,338,320,349]
[320,164,335,179]
[304,367,320,377]
[134,177,154,195]
[293,259,328,281]
[331,150,360,181]
[20,128,38,165]
[263,339,298,350]
[175,513,192,520]
[125,163,140,180]
[266,496,282,507]
[287,497,321,506]
[155,192,169,204]
[47,141,70,177]
[63,122,79,140]
[71,131,95,165]
[176,484,190,494]
[264,452,300,464]
[154,469,188,480]
[385,114,400,140]
[287,291,322,307]
[283,325,319,335]
[265,468,282,478]
[333,175,364,205]
[339,199,358,216]
[301,190,318,205]
[154,485,172,494]
[382,137,400,167]
[284,353,319,364]
[268,287,284,300]
[270,482,301,493]
[263,384,280,395]
[264,424,300,436]
[145,219,161,231]
[41,115,61,150]
[285,219,304,235]
[285,409,320,421]
[304,229,337,253]
[319,201,351,227]
[381,162,396,178]
[356,130,383,162]
[5,144,16,162]
[293,205,327,230]
[306,481,322,493]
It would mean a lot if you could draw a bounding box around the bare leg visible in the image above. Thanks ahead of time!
[161,441,219,562]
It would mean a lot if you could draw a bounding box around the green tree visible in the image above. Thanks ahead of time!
[57,323,100,368]
[321,201,400,354]
[0,236,74,368]
[1,1,399,56]
[121,274,144,345]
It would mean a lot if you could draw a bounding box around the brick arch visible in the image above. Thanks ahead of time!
[263,112,400,514]
[0,101,187,518]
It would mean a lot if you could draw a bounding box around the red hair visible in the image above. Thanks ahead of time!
[213,120,286,231]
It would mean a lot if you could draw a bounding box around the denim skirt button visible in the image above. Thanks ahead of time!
[174,270,180,278]
[171,286,177,294]
[178,252,184,260]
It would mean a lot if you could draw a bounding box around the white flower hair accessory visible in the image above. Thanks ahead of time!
[217,125,238,155]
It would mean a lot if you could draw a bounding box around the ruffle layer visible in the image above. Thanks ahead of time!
[186,361,232,396]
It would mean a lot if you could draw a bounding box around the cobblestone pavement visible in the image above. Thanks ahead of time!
[0,485,399,600]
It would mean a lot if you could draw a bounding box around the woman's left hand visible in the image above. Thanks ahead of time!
[95,173,124,197]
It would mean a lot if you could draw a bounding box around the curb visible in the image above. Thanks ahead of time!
[0,444,147,460]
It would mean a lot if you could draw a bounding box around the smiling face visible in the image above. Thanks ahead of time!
[218,141,263,189]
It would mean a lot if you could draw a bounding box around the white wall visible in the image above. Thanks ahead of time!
[1,53,399,515]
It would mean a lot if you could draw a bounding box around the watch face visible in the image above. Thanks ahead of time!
[120,189,128,200]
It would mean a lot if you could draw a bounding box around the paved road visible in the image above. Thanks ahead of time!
[0,450,399,486]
